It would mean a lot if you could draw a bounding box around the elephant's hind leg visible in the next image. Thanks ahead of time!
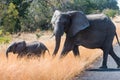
[17,53,24,58]
[100,49,109,69]
[100,40,112,68]
[109,46,120,68]
[100,32,116,69]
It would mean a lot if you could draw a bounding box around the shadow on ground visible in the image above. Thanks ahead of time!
[86,68,120,72]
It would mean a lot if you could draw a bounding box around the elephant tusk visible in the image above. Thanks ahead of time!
[50,34,55,39]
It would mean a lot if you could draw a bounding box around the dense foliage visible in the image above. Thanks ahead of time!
[0,0,119,34]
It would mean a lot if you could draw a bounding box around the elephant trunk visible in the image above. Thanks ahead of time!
[52,23,64,56]
[6,42,17,58]
[53,36,61,56]
[6,48,10,58]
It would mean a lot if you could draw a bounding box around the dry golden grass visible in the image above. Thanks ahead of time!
[0,18,120,80]
[0,36,102,80]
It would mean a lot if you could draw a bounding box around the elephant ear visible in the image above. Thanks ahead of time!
[15,41,26,52]
[68,11,89,37]
[51,10,61,26]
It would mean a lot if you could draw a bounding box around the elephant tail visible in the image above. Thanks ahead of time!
[115,32,120,46]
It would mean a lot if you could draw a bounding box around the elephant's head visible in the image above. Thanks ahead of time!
[6,41,26,58]
[51,10,90,56]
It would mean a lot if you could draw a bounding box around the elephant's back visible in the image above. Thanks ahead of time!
[26,41,47,51]
[86,14,107,21]
[86,13,116,32]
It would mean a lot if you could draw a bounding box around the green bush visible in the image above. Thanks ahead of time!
[0,29,11,44]
[103,9,117,18]
[0,36,11,44]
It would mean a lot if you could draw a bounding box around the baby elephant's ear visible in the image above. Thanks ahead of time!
[68,11,89,37]
[15,41,26,52]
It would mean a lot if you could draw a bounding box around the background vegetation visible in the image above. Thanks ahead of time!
[0,0,119,34]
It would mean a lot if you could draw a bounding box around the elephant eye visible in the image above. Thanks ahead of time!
[62,21,66,25]
[63,20,69,25]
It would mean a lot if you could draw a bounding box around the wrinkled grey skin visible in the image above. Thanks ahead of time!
[51,10,120,69]
[6,41,49,58]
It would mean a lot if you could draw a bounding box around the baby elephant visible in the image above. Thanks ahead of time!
[6,41,49,58]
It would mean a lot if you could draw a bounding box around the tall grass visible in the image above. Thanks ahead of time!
[0,36,101,80]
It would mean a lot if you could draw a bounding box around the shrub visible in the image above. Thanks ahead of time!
[0,36,11,44]
[103,9,117,18]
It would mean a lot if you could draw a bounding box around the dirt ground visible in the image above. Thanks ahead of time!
[0,17,120,80]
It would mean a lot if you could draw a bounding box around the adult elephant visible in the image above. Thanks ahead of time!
[6,41,49,58]
[51,10,120,68]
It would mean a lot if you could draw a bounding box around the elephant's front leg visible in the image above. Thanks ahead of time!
[17,53,25,58]
[60,37,74,58]
[17,54,22,58]
[73,45,80,57]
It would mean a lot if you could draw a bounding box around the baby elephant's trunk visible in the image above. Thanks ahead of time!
[6,48,10,58]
